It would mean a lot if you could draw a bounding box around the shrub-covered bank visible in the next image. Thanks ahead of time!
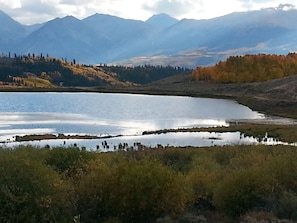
[1,145,297,223]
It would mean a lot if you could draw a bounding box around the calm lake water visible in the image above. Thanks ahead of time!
[0,92,290,149]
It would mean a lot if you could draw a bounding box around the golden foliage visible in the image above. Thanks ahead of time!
[63,63,131,86]
[13,77,53,88]
[192,53,297,83]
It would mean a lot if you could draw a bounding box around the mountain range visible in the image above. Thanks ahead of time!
[1,7,297,68]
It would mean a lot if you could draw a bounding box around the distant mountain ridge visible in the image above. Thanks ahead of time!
[0,11,27,43]
[1,8,297,68]
[145,13,178,30]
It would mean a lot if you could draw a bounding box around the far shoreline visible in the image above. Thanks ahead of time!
[0,81,297,119]
[1,87,297,146]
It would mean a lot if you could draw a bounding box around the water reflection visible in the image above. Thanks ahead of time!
[0,112,90,124]
[0,112,231,141]
[5,131,294,151]
[0,92,286,147]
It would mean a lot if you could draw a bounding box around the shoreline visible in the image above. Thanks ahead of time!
[6,121,297,144]
[1,79,297,119]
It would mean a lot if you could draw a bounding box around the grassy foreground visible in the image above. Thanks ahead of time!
[1,144,297,223]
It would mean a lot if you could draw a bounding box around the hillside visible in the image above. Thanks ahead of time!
[1,7,297,67]
[0,56,129,88]
[0,55,189,88]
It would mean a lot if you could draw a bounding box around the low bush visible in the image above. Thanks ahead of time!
[213,168,267,217]
[77,155,192,223]
[0,144,297,222]
[0,147,75,222]
[44,146,92,177]
[275,191,297,221]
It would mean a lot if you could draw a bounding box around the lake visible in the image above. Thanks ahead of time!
[0,92,290,149]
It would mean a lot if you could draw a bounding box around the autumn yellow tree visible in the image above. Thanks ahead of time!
[191,53,297,83]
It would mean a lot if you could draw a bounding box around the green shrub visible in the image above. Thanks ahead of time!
[0,148,75,222]
[2,144,297,222]
[211,147,238,166]
[186,171,216,212]
[186,156,223,212]
[274,191,297,221]
[152,148,194,172]
[44,146,92,176]
[77,155,192,223]
[213,168,266,217]
[260,154,297,221]
[262,154,297,194]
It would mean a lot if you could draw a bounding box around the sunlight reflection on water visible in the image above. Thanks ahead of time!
[0,92,291,147]
[4,131,293,151]
[0,112,230,141]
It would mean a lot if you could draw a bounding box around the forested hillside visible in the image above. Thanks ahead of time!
[0,55,127,87]
[0,55,188,88]
[191,53,297,83]
[100,65,190,84]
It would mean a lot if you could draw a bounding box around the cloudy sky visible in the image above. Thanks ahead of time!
[0,0,296,25]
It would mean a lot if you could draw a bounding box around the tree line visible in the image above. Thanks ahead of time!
[1,144,297,222]
[191,53,297,83]
[0,54,109,87]
[99,64,191,84]
[0,54,191,87]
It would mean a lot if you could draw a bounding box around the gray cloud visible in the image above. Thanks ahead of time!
[60,0,79,4]
[143,0,203,18]
[20,1,63,24]
[238,0,272,2]
[0,0,61,24]
[1,0,296,25]
[20,0,58,14]
[276,3,296,9]
[238,0,296,10]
